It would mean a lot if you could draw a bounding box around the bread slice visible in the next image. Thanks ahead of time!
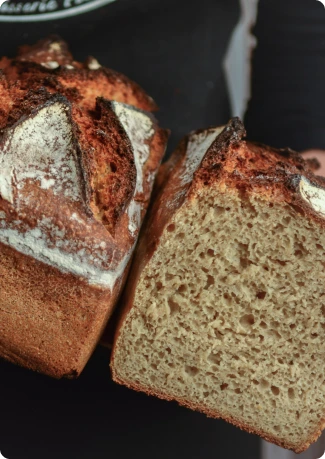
[111,118,325,453]
[0,38,168,378]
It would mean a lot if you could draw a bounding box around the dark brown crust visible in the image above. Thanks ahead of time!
[111,117,325,451]
[0,36,157,118]
[0,38,167,378]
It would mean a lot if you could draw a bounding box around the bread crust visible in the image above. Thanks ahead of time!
[0,37,168,378]
[111,118,325,452]
[111,373,325,453]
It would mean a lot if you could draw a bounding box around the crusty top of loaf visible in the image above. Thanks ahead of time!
[137,118,325,270]
[0,37,168,288]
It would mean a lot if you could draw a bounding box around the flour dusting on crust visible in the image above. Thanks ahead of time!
[112,102,155,237]
[0,99,82,207]
[180,127,224,185]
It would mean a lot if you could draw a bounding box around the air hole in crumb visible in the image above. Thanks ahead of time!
[208,352,221,365]
[203,391,210,397]
[205,275,215,289]
[273,426,280,432]
[214,206,225,216]
[214,329,224,340]
[247,223,253,228]
[252,380,259,385]
[278,358,284,364]
[235,388,242,394]
[220,383,228,391]
[240,314,255,329]
[167,224,175,232]
[316,244,323,250]
[156,281,163,291]
[240,257,252,268]
[207,249,214,257]
[256,291,266,300]
[177,284,187,294]
[296,411,300,420]
[227,374,237,379]
[260,321,267,329]
[185,366,199,377]
[110,162,117,172]
[311,333,318,339]
[289,324,295,329]
[288,388,295,399]
[271,386,280,396]
[166,347,171,354]
[275,259,287,266]
[168,298,180,315]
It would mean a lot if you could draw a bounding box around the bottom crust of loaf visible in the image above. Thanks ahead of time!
[111,373,324,453]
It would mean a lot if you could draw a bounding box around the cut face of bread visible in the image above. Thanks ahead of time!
[0,39,168,378]
[112,119,325,453]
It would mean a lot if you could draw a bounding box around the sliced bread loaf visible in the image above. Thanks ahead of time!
[112,118,325,453]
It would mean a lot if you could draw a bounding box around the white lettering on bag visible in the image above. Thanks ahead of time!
[0,0,116,21]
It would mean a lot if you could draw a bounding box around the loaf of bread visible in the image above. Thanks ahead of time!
[0,37,168,378]
[112,118,325,452]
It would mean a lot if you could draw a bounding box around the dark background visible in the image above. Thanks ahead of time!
[0,1,260,458]
[1,0,325,458]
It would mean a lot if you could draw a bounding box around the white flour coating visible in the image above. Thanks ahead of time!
[180,126,224,185]
[65,64,75,70]
[71,212,84,224]
[0,221,129,288]
[112,102,154,195]
[0,171,14,203]
[0,211,6,219]
[127,200,142,237]
[87,57,101,70]
[299,176,325,216]
[112,102,154,236]
[0,101,83,207]
[41,61,59,69]
[49,42,62,52]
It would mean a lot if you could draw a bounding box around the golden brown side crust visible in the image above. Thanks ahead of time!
[0,242,112,378]
[0,38,167,377]
[111,118,325,450]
